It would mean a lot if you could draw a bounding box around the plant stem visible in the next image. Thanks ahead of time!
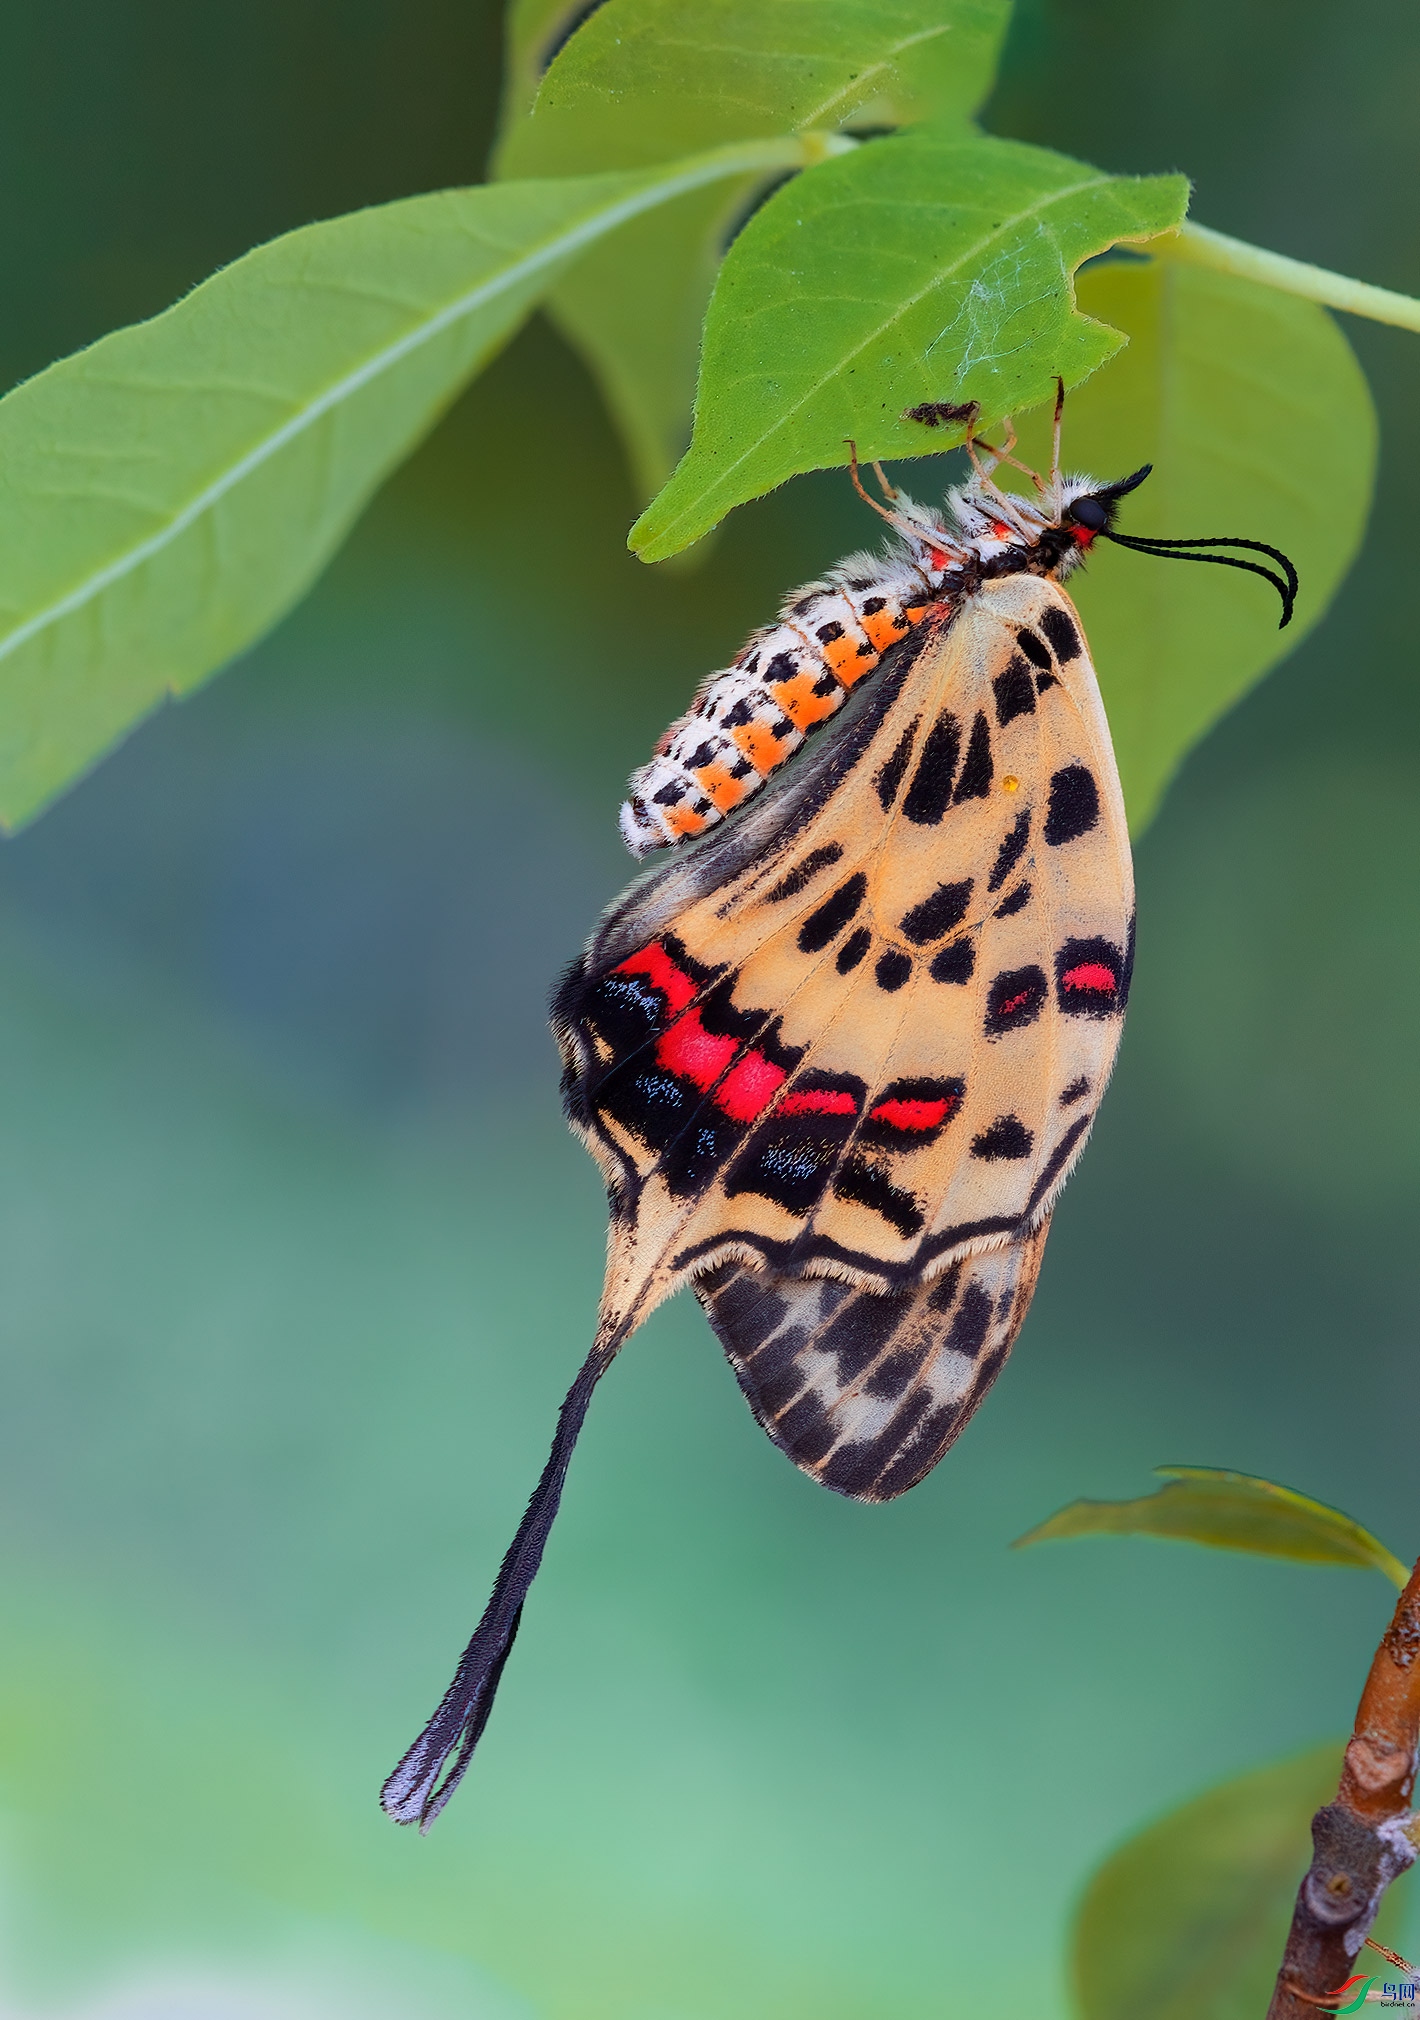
[1165,220,1420,333]
[1266,1556,1420,2016]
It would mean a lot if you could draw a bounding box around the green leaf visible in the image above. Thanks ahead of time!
[1072,1742,1413,2020]
[1015,1466,1409,1586]
[496,0,1012,498]
[0,143,803,831]
[630,131,1188,559]
[1011,255,1377,830]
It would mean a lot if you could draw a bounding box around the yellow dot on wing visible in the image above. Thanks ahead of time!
[1002,775,1020,793]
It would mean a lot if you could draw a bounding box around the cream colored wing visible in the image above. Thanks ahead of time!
[554,572,1132,1494]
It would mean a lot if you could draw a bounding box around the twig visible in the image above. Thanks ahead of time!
[1267,1556,1420,2016]
[1164,222,1420,334]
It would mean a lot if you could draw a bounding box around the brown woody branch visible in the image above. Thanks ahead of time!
[1267,1556,1420,2016]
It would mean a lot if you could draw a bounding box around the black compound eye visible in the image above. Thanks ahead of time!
[1068,495,1109,532]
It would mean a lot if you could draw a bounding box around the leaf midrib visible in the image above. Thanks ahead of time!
[0,145,796,671]
[647,167,1110,542]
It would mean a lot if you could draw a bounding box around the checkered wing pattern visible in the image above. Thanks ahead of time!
[555,573,1134,1494]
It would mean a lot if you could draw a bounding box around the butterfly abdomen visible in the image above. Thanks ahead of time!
[620,547,951,857]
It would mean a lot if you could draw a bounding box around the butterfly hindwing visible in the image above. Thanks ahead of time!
[555,572,1133,1487]
[695,1219,1050,1500]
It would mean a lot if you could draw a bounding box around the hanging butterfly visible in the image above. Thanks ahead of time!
[382,383,1297,1829]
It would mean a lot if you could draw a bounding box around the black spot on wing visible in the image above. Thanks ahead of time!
[1035,672,1057,693]
[926,1263,962,1313]
[1026,1114,1092,1212]
[817,1289,913,1381]
[1015,626,1053,670]
[724,1071,865,1216]
[993,881,1031,918]
[765,843,844,902]
[798,874,867,952]
[947,1281,995,1355]
[971,1116,1034,1161]
[900,879,972,945]
[902,711,961,824]
[1038,605,1081,661]
[573,933,715,1054]
[873,719,919,810]
[836,927,872,973]
[930,941,975,985]
[834,1155,924,1236]
[952,711,994,801]
[1055,935,1127,1017]
[983,965,1047,1035]
[1059,1075,1090,1107]
[875,949,912,992]
[1044,764,1099,845]
[776,1392,836,1464]
[987,810,1030,892]
[992,655,1037,727]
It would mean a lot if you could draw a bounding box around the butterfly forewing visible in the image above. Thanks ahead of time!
[555,574,1134,1494]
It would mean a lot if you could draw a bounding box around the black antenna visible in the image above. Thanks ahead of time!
[1102,530,1298,628]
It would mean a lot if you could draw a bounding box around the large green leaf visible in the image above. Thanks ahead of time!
[1015,1466,1409,1587]
[496,0,1011,498]
[1013,255,1377,829]
[630,132,1187,559]
[1072,1744,1410,2020]
[0,143,803,831]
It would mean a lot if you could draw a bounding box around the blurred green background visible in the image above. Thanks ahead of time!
[0,3,1417,2015]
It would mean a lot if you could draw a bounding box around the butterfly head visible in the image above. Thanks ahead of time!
[1058,464,1153,545]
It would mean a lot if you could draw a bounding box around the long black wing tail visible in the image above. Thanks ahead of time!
[380,1337,616,1830]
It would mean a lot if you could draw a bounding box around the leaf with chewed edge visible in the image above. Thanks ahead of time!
[630,130,1188,559]
[1015,1466,1408,1587]
[1072,1743,1410,2020]
[496,0,1012,500]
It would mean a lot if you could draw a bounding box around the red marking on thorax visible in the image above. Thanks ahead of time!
[1061,962,1116,994]
[870,1096,956,1131]
[1072,526,1096,548]
[927,547,951,571]
[616,942,697,1014]
[780,1088,857,1118]
[991,520,1013,540]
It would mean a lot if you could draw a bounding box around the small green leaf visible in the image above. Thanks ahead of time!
[496,0,1011,498]
[1071,1742,1410,2020]
[1011,256,1377,830]
[1015,1466,1409,1586]
[630,132,1188,559]
[516,0,1011,166]
[0,144,800,830]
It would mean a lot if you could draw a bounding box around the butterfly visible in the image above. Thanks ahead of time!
[382,386,1298,1829]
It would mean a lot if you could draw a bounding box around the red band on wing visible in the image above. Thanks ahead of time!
[779,1088,858,1117]
[655,1010,788,1121]
[868,1097,956,1132]
[616,941,697,1014]
[1061,962,1117,994]
[656,1010,736,1088]
[715,1051,787,1122]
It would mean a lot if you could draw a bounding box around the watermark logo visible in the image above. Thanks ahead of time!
[1322,1975,1416,2012]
